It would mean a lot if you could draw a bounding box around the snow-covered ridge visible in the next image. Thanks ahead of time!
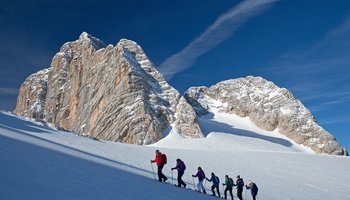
[185,76,348,156]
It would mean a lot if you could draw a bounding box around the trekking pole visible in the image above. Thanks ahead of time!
[150,162,156,180]
[221,184,225,198]
[171,170,174,185]
[192,177,196,191]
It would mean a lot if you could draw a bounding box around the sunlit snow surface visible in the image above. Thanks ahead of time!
[0,111,349,200]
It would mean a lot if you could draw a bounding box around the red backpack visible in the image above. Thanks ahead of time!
[161,153,167,164]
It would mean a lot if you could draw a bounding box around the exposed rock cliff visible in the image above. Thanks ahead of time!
[15,32,203,144]
[15,68,50,119]
[185,76,348,155]
[14,33,347,155]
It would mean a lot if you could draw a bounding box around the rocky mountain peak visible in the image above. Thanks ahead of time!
[14,33,346,155]
[185,76,348,156]
[15,33,203,145]
[78,31,107,50]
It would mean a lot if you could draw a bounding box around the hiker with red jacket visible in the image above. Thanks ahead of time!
[171,158,187,188]
[192,166,206,194]
[150,149,168,182]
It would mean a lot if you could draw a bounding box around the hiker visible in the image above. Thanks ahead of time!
[192,167,206,194]
[234,175,244,200]
[222,175,234,200]
[246,180,258,200]
[150,149,168,182]
[171,158,187,188]
[206,172,220,197]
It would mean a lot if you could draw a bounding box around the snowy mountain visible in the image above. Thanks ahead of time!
[14,32,347,156]
[185,76,347,155]
[15,32,202,144]
[1,111,349,200]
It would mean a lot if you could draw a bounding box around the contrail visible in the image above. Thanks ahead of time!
[159,0,280,80]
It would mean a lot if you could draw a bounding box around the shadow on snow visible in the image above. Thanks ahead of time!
[199,112,293,147]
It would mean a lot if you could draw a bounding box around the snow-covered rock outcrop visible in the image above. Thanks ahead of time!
[185,76,348,155]
[15,32,203,144]
[15,68,50,119]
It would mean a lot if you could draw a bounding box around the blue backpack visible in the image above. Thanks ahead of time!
[214,176,220,184]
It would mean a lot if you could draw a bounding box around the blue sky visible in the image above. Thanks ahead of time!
[0,0,349,150]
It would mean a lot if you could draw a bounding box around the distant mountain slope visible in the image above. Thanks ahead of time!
[185,76,347,155]
[155,108,312,154]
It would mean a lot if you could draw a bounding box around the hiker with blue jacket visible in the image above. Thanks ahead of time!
[206,172,221,197]
[222,175,234,200]
[171,158,187,188]
[192,167,206,194]
[246,180,258,200]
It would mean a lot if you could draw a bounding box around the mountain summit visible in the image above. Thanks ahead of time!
[15,32,202,144]
[185,76,347,155]
[15,33,347,155]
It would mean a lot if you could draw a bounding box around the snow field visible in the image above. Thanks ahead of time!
[0,111,349,200]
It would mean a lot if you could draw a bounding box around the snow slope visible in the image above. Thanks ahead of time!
[156,108,313,153]
[1,111,349,200]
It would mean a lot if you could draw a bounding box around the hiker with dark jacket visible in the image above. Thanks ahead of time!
[171,158,187,188]
[192,167,206,194]
[206,172,220,197]
[222,175,234,200]
[246,180,258,200]
[234,175,244,200]
[150,150,167,182]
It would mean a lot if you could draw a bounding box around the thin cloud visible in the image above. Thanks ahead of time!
[0,87,18,95]
[159,0,280,80]
[260,16,350,106]
[319,118,350,125]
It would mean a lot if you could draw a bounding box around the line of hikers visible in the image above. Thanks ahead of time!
[150,150,259,200]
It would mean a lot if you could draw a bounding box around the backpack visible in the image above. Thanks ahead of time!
[161,154,167,164]
[178,161,186,171]
[227,178,234,187]
[238,178,244,187]
[254,183,258,193]
[214,176,220,184]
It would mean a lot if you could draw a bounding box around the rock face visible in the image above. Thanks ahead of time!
[185,76,348,156]
[15,68,50,119]
[15,32,203,144]
[15,33,347,156]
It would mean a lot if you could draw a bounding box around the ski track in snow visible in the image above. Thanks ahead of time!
[0,111,349,200]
